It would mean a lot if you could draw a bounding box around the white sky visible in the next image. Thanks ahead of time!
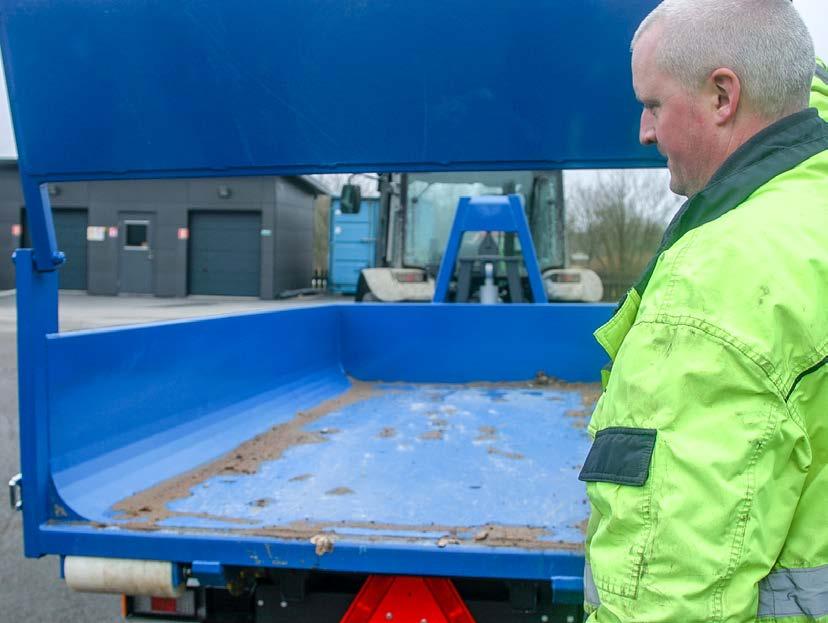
[798,0,828,62]
[0,2,824,160]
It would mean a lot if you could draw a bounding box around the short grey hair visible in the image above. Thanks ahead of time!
[632,0,815,119]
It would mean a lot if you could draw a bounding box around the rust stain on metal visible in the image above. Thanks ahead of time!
[325,487,355,496]
[377,427,397,439]
[418,430,444,441]
[475,425,498,441]
[74,516,584,552]
[487,446,525,460]
[289,473,314,482]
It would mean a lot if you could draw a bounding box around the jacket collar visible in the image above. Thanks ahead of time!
[630,107,828,300]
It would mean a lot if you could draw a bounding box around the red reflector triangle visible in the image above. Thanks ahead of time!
[340,575,476,623]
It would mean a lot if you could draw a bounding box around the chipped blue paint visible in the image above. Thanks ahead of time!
[161,384,591,544]
[156,517,256,530]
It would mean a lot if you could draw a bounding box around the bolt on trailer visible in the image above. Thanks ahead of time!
[1,1,664,621]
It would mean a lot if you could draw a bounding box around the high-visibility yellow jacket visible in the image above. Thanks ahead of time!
[582,71,828,622]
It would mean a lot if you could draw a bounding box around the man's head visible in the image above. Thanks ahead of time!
[631,0,815,197]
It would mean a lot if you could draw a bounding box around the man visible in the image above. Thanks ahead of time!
[579,1,828,621]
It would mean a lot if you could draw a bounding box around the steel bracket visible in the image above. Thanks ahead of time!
[190,560,226,588]
[9,473,22,512]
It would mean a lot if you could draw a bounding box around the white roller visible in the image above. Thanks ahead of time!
[64,556,184,597]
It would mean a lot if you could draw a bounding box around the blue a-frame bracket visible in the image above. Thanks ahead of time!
[432,195,548,304]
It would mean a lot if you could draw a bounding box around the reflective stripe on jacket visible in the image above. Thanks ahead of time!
[581,99,828,621]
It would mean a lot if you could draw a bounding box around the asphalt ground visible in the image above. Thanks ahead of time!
[0,290,346,622]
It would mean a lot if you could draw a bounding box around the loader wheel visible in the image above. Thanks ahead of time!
[355,272,372,302]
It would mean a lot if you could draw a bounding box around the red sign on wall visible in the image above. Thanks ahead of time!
[177,227,189,241]
[11,224,21,237]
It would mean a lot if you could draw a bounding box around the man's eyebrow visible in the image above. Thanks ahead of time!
[637,97,659,107]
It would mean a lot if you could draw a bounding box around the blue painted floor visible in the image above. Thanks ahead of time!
[131,382,595,547]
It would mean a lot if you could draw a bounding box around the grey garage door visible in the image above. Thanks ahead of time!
[23,208,88,290]
[188,211,261,296]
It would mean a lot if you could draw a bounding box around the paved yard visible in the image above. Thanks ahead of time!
[0,290,347,622]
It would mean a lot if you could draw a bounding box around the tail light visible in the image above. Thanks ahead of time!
[393,271,426,283]
[128,591,197,619]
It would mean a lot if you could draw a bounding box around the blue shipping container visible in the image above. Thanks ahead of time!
[328,197,381,294]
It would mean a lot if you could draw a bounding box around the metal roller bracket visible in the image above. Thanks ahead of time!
[8,473,22,511]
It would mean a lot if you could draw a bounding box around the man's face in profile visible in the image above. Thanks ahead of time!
[632,24,713,198]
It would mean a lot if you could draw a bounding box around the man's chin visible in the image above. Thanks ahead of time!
[668,178,682,196]
[668,176,689,198]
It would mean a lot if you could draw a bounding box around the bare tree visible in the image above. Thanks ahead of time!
[565,170,682,300]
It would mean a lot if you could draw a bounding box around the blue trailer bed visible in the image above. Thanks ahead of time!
[22,298,611,585]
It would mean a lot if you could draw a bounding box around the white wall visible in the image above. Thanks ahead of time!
[799,0,828,61]
[0,58,15,159]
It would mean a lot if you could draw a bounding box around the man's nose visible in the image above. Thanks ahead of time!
[639,109,657,145]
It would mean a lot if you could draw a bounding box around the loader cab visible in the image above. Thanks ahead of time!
[353,170,595,303]
[401,171,565,277]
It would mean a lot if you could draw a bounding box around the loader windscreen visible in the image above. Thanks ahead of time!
[403,171,562,273]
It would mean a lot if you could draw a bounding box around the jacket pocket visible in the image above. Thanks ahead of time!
[579,427,656,486]
[580,427,657,599]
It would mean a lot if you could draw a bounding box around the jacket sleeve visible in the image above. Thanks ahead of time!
[583,317,810,623]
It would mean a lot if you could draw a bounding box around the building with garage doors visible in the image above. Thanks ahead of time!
[0,161,328,298]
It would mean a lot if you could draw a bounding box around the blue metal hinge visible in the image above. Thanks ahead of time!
[11,249,65,271]
[550,575,583,604]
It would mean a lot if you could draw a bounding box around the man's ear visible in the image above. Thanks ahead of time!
[710,68,741,125]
